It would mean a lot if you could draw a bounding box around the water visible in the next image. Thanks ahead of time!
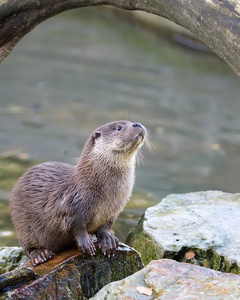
[0,7,240,246]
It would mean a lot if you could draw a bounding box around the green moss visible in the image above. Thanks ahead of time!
[175,247,240,275]
[126,213,145,246]
[134,232,163,265]
[0,247,28,275]
[126,214,164,265]
[229,262,240,274]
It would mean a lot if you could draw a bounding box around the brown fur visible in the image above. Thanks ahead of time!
[10,120,146,265]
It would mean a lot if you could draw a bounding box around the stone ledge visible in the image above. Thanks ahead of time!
[127,191,240,274]
[91,259,240,299]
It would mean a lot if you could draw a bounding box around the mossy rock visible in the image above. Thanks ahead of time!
[127,191,240,274]
[0,244,143,299]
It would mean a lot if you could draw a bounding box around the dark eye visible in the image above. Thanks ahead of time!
[116,126,122,131]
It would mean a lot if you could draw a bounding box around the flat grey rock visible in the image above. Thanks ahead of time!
[127,191,240,273]
[91,259,240,299]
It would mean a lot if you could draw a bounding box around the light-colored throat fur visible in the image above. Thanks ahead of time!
[76,148,137,233]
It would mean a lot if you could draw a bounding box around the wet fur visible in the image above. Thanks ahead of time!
[10,120,146,264]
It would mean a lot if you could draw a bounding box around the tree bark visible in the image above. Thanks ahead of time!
[0,0,240,76]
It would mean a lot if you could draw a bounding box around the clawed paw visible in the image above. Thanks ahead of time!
[96,231,119,257]
[77,234,96,256]
[29,249,55,266]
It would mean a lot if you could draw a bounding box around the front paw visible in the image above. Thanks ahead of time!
[96,231,119,257]
[76,234,96,255]
[29,249,55,266]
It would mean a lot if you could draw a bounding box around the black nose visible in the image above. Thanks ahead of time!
[132,123,142,128]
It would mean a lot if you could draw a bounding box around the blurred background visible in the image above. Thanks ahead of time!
[0,7,240,247]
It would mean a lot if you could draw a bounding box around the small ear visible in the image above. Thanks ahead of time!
[92,131,101,140]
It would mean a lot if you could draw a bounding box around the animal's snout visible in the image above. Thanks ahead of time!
[132,123,142,128]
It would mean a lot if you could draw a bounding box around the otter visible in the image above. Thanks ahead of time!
[10,120,147,266]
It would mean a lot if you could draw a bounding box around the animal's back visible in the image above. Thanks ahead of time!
[10,162,75,252]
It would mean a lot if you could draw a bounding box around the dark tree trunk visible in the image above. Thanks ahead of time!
[0,0,240,76]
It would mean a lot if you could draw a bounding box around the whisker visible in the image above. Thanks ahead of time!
[144,136,155,152]
[107,112,116,122]
[136,149,144,166]
[147,133,158,142]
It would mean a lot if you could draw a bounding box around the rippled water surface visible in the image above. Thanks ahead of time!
[0,7,240,246]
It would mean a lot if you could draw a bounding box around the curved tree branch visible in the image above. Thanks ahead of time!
[0,0,240,76]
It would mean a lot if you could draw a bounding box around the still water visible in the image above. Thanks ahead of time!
[0,7,240,247]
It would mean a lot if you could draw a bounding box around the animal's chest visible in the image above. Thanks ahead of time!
[86,168,135,233]
[87,187,131,233]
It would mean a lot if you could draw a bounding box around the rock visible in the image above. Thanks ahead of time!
[0,244,143,299]
[91,259,240,299]
[127,191,240,274]
[0,247,29,275]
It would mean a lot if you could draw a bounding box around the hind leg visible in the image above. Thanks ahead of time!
[28,249,55,266]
